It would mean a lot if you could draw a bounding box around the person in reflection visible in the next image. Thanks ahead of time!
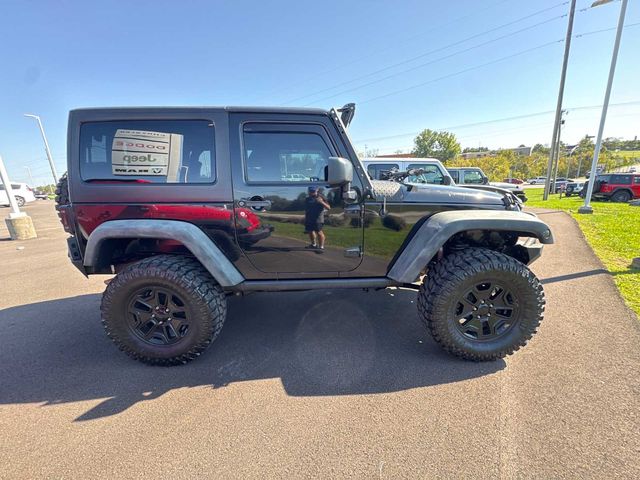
[304,186,330,251]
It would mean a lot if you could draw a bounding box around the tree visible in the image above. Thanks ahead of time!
[412,129,461,162]
[532,144,549,155]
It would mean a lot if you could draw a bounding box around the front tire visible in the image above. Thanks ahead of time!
[417,248,544,361]
[101,255,227,365]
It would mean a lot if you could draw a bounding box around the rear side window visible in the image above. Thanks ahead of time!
[367,163,399,180]
[612,175,632,185]
[635,176,640,185]
[79,120,215,183]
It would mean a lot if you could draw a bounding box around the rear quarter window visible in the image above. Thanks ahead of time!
[612,175,632,185]
[79,120,215,183]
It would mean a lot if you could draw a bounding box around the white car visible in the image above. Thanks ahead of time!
[527,176,547,185]
[0,182,37,207]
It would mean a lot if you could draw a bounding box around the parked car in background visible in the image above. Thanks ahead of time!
[551,177,574,193]
[447,167,527,202]
[362,157,453,185]
[586,166,605,179]
[503,178,524,184]
[582,173,640,202]
[0,182,36,207]
[564,181,585,197]
[527,176,547,185]
[33,189,49,200]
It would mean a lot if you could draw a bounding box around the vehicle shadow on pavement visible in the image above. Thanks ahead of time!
[0,289,505,421]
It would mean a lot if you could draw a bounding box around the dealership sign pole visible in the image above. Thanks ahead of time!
[579,0,628,214]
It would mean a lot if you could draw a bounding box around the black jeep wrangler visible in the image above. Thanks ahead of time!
[56,104,553,365]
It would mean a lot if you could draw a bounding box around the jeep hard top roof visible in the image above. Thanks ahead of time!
[69,106,329,115]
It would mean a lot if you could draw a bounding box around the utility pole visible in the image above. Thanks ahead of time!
[579,0,629,214]
[24,114,58,184]
[550,111,566,194]
[544,0,577,200]
[25,166,34,186]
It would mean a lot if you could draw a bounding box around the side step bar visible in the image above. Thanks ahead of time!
[234,278,398,292]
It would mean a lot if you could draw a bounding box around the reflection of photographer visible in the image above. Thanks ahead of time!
[304,186,330,250]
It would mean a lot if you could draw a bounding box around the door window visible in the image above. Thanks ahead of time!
[406,164,445,184]
[366,163,399,180]
[464,170,485,184]
[448,170,460,182]
[243,125,333,183]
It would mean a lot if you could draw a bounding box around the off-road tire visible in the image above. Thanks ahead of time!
[15,196,25,207]
[611,190,631,203]
[54,172,69,221]
[417,248,545,361]
[101,255,227,365]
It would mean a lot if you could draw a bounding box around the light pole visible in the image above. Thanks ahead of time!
[24,114,58,184]
[25,166,34,186]
[544,0,577,200]
[579,0,629,214]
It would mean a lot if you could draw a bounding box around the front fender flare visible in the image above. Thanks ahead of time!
[83,219,245,287]
[387,210,553,284]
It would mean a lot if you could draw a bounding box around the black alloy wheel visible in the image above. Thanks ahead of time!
[453,280,519,341]
[126,287,191,346]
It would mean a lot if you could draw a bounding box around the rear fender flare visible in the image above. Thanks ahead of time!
[83,219,244,287]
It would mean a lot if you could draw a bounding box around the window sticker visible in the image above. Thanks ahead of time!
[111,129,183,182]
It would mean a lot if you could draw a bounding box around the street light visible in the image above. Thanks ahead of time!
[24,114,58,184]
[578,0,629,214]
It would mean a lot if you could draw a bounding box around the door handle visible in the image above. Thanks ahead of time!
[238,199,272,211]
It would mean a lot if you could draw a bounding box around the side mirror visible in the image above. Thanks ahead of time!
[443,176,452,186]
[326,157,353,186]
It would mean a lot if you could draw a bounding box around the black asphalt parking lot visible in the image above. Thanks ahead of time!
[1,201,639,478]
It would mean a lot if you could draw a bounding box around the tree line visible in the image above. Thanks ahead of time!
[410,129,638,181]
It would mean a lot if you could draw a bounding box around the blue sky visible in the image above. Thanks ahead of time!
[0,0,639,185]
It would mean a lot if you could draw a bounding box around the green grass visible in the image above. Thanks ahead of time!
[527,189,640,316]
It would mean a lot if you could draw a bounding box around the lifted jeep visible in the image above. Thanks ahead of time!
[56,104,553,365]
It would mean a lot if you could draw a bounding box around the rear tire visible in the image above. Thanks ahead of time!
[101,255,227,365]
[611,190,631,203]
[417,248,544,361]
[15,196,25,207]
